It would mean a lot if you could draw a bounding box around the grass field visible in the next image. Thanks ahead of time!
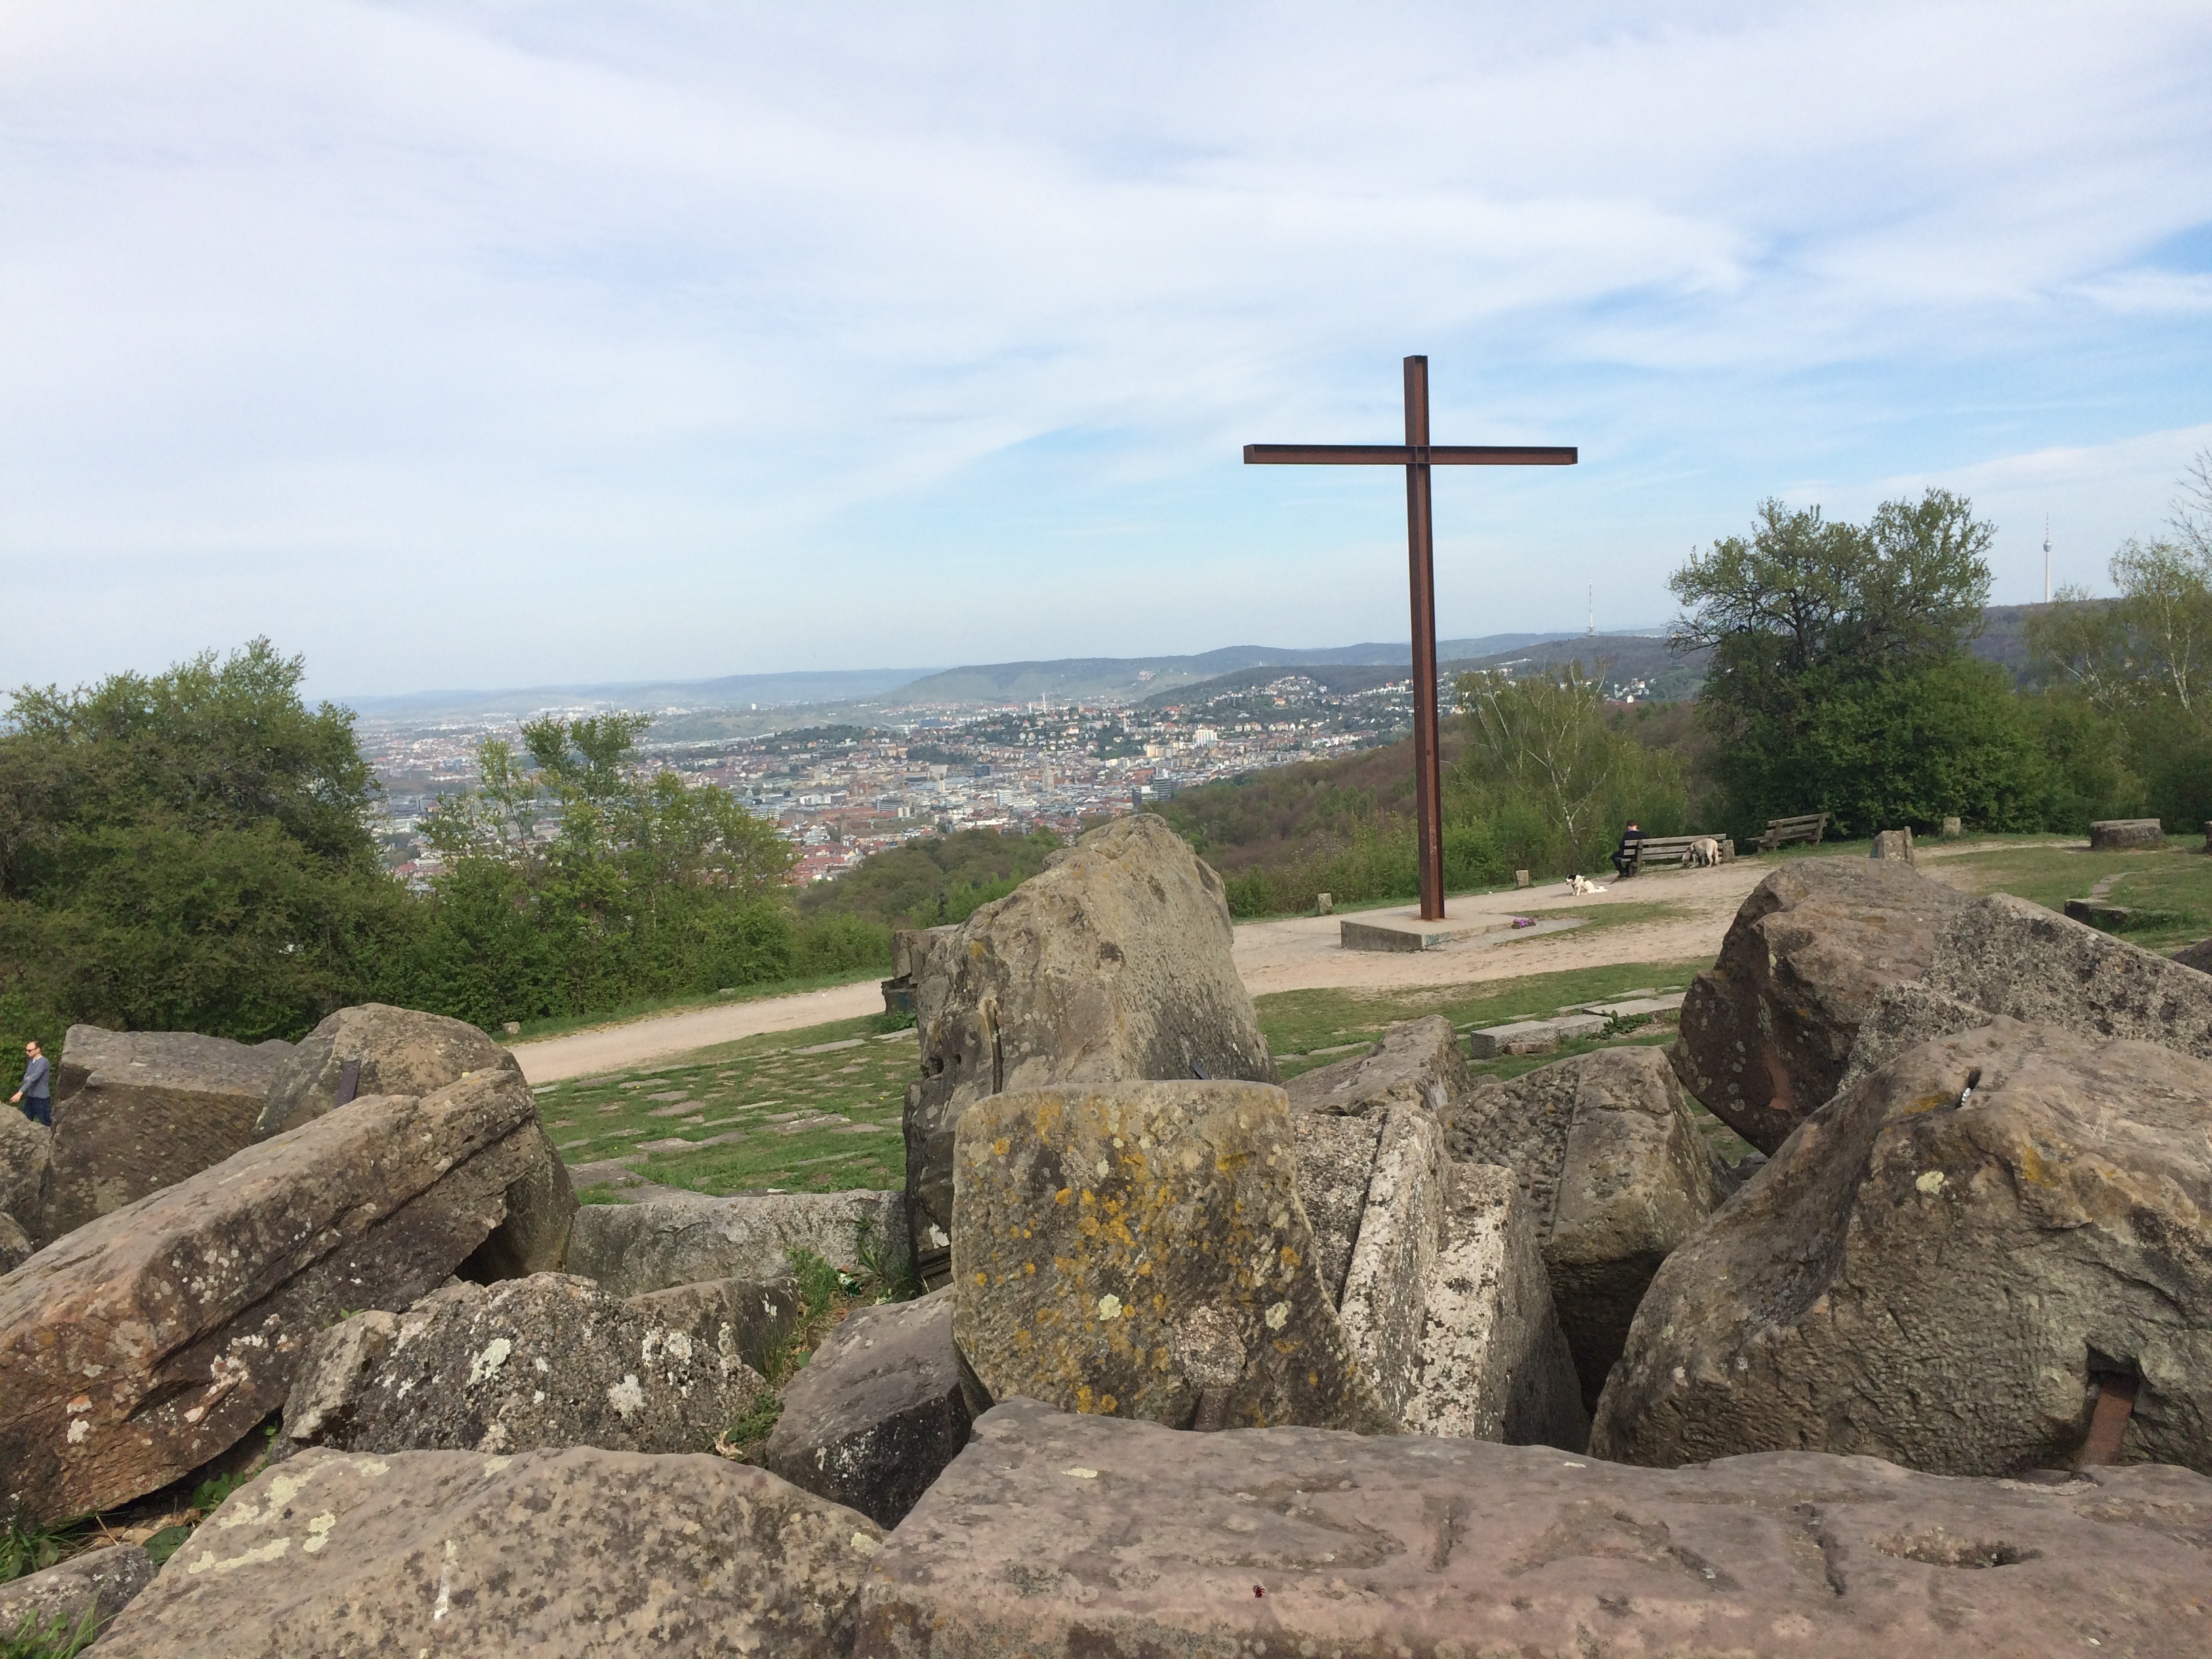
[541,1012,917,1200]
[545,955,1729,1198]
[1930,837,2212,952]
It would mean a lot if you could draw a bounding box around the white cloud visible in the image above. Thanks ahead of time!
[1,1,2208,693]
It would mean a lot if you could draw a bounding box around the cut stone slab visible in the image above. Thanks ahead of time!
[904,814,1276,1286]
[951,1080,1395,1434]
[0,1070,573,1525]
[0,1544,155,1646]
[2065,897,2133,928]
[561,1188,907,1298]
[1671,856,1970,1153]
[94,1446,885,1659]
[1573,992,1686,1019]
[761,1286,973,1528]
[1447,1046,1729,1410]
[1466,1019,1559,1059]
[41,1027,293,1242]
[856,1397,2212,1659]
[1592,1019,2212,1477]
[1400,1163,1586,1449]
[1338,909,1511,952]
[1332,1105,1445,1423]
[1288,1112,1382,1305]
[280,1273,767,1458]
[2091,817,2166,849]
[1283,1015,1467,1118]
[254,1002,518,1140]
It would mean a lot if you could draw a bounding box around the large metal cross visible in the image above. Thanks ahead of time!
[1246,356,1575,921]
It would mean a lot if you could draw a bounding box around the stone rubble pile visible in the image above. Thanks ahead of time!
[11,846,2212,1654]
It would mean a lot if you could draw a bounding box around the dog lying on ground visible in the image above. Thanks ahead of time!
[1689,836,1719,867]
[1565,873,1609,895]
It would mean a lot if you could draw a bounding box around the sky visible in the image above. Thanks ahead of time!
[3,1,2210,700]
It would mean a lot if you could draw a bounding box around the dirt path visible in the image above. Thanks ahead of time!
[510,842,2029,1082]
[512,979,886,1084]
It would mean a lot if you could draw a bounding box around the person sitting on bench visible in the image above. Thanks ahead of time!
[1611,821,1645,878]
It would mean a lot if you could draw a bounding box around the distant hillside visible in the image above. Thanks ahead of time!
[340,605,2066,729]
[882,634,1614,707]
[344,665,938,720]
[1145,633,1710,708]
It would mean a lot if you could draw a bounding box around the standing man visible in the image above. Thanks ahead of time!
[12,1039,51,1127]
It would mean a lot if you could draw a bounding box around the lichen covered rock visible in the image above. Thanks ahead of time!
[95,1447,884,1659]
[904,815,1275,1284]
[279,1273,766,1457]
[0,1070,572,1525]
[1593,1019,2212,1476]
[950,1080,1393,1433]
[762,1286,974,1527]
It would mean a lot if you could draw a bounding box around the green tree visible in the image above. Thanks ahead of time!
[407,714,815,1025]
[0,640,404,1047]
[1669,490,2026,835]
[2025,452,2212,830]
[1455,661,1688,872]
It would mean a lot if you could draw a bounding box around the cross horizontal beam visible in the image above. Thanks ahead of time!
[1244,443,1576,466]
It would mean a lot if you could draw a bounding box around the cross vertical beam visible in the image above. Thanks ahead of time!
[1402,356,1444,920]
[1244,358,1576,922]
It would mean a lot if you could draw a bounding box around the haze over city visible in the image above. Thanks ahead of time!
[5,1,2209,699]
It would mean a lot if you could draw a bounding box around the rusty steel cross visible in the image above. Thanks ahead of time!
[1245,356,1576,920]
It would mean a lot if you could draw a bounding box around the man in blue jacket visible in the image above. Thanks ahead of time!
[11,1039,51,1127]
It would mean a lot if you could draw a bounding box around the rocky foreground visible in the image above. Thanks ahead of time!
[2,819,2209,1655]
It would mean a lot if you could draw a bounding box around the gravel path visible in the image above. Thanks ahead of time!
[509,842,2023,1083]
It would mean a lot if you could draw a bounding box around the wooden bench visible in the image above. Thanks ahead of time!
[1620,834,1734,875]
[1756,811,1832,853]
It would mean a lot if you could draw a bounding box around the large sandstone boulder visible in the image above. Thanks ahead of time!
[857,1397,2212,1657]
[94,1447,886,1659]
[1925,892,2212,1054]
[1839,895,2212,1094]
[951,1080,1395,1433]
[280,1273,768,1458]
[1671,857,1968,1153]
[761,1286,975,1527]
[1447,1046,1728,1408]
[0,1544,155,1647]
[903,814,1276,1284]
[1400,1163,1586,1448]
[1284,1015,1467,1118]
[1591,1019,2212,1476]
[562,1188,907,1298]
[41,1025,293,1242]
[253,1002,516,1139]
[0,1107,51,1235]
[0,1071,573,1525]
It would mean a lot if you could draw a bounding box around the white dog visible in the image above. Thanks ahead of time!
[1689,836,1719,867]
[1565,873,1608,895]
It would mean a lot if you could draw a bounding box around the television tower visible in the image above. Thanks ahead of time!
[1586,581,1595,637]
[2044,514,2051,604]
